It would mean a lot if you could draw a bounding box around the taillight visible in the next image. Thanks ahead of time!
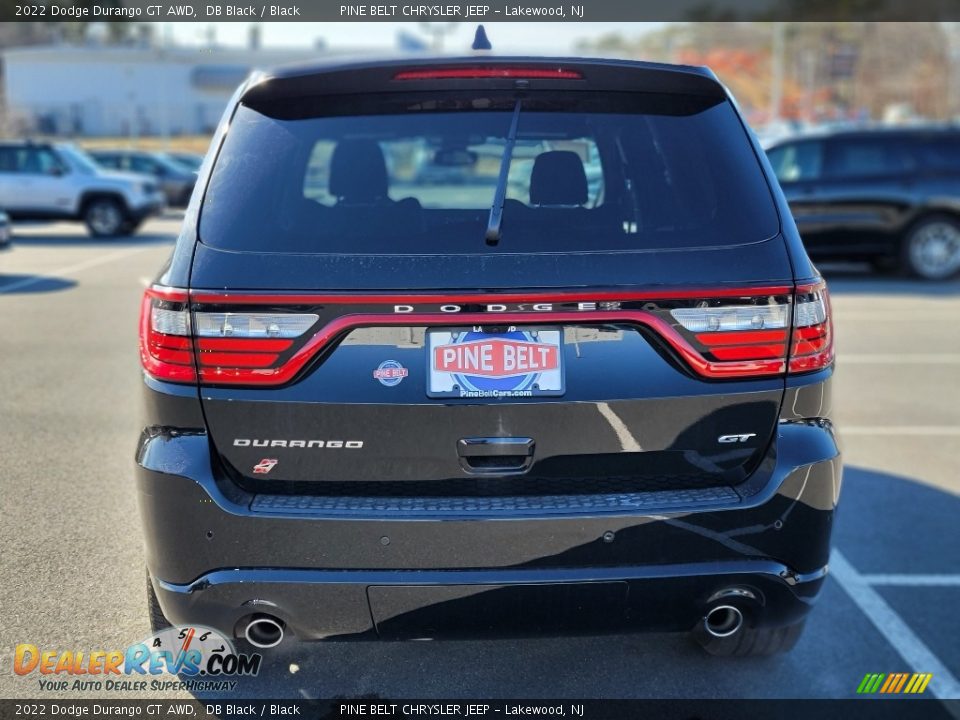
[667,279,833,378]
[789,281,833,373]
[193,311,318,381]
[140,283,833,386]
[139,286,196,382]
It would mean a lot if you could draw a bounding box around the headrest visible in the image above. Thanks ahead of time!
[329,139,388,202]
[529,151,588,206]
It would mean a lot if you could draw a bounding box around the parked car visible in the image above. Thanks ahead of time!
[88,149,196,207]
[162,151,204,172]
[766,127,960,279]
[0,209,11,249]
[138,57,838,657]
[0,142,165,236]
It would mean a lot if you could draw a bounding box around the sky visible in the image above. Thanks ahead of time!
[164,22,661,54]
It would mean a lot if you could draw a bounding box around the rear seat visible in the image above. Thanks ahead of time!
[317,139,421,238]
[507,151,618,239]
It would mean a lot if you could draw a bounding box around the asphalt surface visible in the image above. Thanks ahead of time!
[1,214,958,701]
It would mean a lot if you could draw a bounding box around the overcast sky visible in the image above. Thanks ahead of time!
[164,22,661,53]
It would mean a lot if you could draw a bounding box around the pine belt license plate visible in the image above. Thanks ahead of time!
[427,327,565,398]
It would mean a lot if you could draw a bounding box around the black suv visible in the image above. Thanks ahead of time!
[137,57,839,657]
[766,127,960,279]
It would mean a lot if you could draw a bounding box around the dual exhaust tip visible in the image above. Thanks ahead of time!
[703,604,744,638]
[240,605,742,647]
[243,614,285,648]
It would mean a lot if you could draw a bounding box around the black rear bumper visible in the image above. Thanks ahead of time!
[136,413,840,641]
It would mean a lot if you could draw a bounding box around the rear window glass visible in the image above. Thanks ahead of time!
[199,92,778,254]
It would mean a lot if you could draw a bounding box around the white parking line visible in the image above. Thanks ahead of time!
[0,246,155,295]
[841,354,960,364]
[830,550,960,700]
[842,426,960,436]
[860,574,960,587]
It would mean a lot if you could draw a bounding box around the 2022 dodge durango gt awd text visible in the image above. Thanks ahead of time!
[136,57,840,658]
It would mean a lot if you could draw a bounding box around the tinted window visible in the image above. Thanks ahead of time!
[767,141,823,182]
[93,154,122,169]
[200,93,778,254]
[0,147,19,172]
[917,135,960,172]
[825,137,915,178]
[130,155,160,174]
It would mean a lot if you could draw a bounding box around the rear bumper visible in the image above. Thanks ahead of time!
[136,411,841,641]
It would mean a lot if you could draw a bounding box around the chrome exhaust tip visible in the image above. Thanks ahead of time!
[703,605,743,638]
[243,614,285,649]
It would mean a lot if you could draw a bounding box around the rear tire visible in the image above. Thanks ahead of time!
[146,573,172,633]
[694,619,806,657]
[901,215,960,280]
[121,219,144,236]
[84,198,127,237]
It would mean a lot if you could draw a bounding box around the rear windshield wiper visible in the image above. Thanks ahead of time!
[484,100,522,247]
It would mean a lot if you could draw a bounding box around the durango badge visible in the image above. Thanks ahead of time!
[373,360,408,387]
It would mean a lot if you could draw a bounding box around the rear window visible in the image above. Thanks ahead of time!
[199,92,778,254]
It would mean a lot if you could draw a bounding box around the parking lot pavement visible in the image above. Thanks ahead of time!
[1,225,958,700]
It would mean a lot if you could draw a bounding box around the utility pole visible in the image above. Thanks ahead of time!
[770,22,785,124]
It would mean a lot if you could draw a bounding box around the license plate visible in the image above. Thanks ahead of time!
[427,327,565,398]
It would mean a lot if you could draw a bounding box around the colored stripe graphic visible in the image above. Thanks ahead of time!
[858,672,933,694]
[894,673,909,693]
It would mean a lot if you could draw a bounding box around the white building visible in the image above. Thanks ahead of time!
[2,44,331,137]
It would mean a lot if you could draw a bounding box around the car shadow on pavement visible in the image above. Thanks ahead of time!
[0,274,77,294]
[183,466,958,700]
[9,231,175,247]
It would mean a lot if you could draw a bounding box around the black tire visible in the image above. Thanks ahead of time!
[83,198,126,237]
[694,619,806,657]
[900,215,960,280]
[121,219,145,236]
[146,573,172,633]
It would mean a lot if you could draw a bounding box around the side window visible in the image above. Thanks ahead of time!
[0,147,18,173]
[130,156,160,175]
[917,137,960,172]
[767,141,823,182]
[22,147,63,175]
[825,138,914,179]
[95,155,120,170]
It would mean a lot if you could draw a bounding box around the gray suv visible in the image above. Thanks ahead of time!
[0,142,166,237]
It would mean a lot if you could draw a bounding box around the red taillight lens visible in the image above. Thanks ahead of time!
[140,289,320,384]
[139,287,196,382]
[393,67,583,80]
[192,310,318,382]
[668,280,834,378]
[789,282,833,373]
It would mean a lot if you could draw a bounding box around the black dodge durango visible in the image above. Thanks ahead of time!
[137,56,840,657]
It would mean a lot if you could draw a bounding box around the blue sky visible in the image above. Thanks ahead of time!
[165,22,661,53]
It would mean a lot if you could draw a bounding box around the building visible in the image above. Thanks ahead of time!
[2,43,332,137]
